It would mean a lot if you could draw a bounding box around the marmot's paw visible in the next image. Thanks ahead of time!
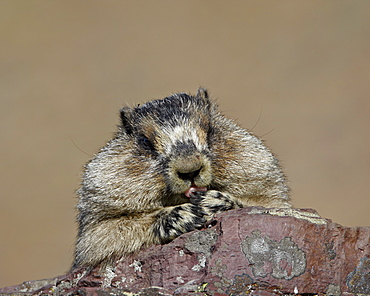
[154,204,206,243]
[190,190,236,216]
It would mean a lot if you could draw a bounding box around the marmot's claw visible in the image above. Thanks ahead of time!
[193,190,237,215]
[189,191,206,205]
[191,190,207,196]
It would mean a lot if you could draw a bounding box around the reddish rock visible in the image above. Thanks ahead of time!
[1,207,369,295]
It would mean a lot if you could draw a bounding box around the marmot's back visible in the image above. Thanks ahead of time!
[73,88,290,268]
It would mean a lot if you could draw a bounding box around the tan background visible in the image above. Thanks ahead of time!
[1,0,369,287]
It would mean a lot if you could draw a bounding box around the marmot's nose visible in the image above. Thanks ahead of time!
[177,167,202,181]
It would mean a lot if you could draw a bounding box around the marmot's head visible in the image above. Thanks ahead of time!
[119,88,218,205]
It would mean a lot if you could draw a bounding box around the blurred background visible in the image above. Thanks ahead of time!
[1,0,369,288]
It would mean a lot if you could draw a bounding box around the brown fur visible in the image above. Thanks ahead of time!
[73,88,291,269]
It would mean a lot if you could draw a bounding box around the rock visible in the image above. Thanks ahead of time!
[1,207,369,295]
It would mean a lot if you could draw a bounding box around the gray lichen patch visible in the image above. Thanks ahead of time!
[226,273,254,295]
[191,253,207,272]
[211,259,228,277]
[324,241,337,260]
[184,229,218,273]
[347,256,370,294]
[129,260,143,273]
[102,266,117,288]
[18,278,59,293]
[326,284,341,296]
[241,230,306,280]
[184,229,218,257]
[174,280,202,294]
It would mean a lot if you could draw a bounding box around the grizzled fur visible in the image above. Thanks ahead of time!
[73,88,291,268]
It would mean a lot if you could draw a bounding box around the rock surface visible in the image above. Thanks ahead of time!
[1,207,369,295]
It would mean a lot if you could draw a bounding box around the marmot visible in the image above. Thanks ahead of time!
[73,88,291,269]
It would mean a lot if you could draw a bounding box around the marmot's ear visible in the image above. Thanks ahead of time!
[196,87,209,100]
[120,107,133,135]
[196,87,218,114]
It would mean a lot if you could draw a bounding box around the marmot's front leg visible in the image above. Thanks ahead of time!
[190,190,241,217]
[153,204,206,243]
[153,191,242,246]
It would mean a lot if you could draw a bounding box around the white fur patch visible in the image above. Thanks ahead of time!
[163,125,206,154]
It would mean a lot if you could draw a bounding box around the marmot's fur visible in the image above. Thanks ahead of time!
[73,88,291,268]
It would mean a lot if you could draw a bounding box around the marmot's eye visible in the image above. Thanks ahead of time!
[138,135,155,151]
